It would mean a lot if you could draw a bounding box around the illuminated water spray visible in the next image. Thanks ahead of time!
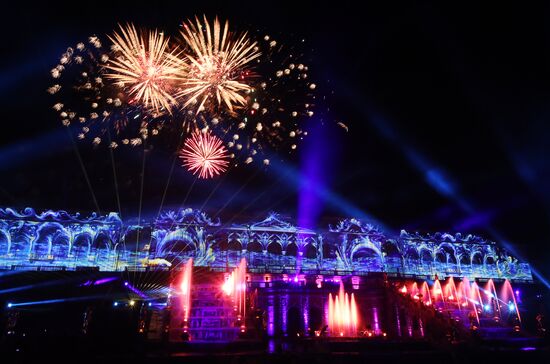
[483,278,501,317]
[443,277,459,306]
[222,258,247,332]
[432,278,444,305]
[470,281,484,307]
[180,258,193,333]
[458,278,479,325]
[411,282,419,295]
[328,282,359,337]
[459,278,475,307]
[420,281,432,305]
[401,278,520,330]
[500,279,521,323]
[457,278,468,307]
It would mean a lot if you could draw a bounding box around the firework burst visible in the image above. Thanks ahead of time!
[48,35,171,148]
[209,34,319,166]
[49,17,329,169]
[179,130,229,179]
[176,16,260,113]
[104,23,185,113]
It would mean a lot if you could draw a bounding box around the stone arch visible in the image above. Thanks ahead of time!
[8,228,31,256]
[247,241,263,253]
[350,238,383,262]
[72,232,93,261]
[94,231,113,261]
[471,251,484,265]
[304,243,318,259]
[50,229,71,258]
[352,247,382,261]
[447,253,457,265]
[435,251,447,263]
[436,243,456,264]
[458,253,470,266]
[419,248,434,263]
[267,241,282,255]
[33,222,69,258]
[215,235,229,251]
[484,254,497,266]
[156,229,196,256]
[227,239,242,251]
[285,242,299,256]
[93,232,112,251]
[436,242,456,256]
[350,242,384,271]
[404,247,420,261]
[382,241,401,258]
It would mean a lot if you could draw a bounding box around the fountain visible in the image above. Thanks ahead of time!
[222,258,247,331]
[399,278,522,331]
[432,279,445,307]
[468,281,484,326]
[420,281,432,305]
[484,278,501,317]
[444,277,459,308]
[500,279,521,323]
[469,281,483,306]
[409,282,420,299]
[457,277,471,308]
[328,281,359,337]
[180,258,193,335]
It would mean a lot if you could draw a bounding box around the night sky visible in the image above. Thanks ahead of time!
[1,2,550,282]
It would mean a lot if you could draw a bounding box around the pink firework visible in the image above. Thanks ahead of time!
[179,131,229,178]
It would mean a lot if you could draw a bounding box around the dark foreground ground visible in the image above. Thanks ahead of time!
[2,337,550,364]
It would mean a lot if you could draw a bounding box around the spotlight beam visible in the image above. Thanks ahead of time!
[340,86,549,289]
[269,157,391,232]
[8,293,119,307]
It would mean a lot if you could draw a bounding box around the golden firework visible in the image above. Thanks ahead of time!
[104,23,185,113]
[176,16,261,113]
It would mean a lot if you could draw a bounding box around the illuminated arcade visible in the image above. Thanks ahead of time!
[0,206,536,343]
[0,207,532,281]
